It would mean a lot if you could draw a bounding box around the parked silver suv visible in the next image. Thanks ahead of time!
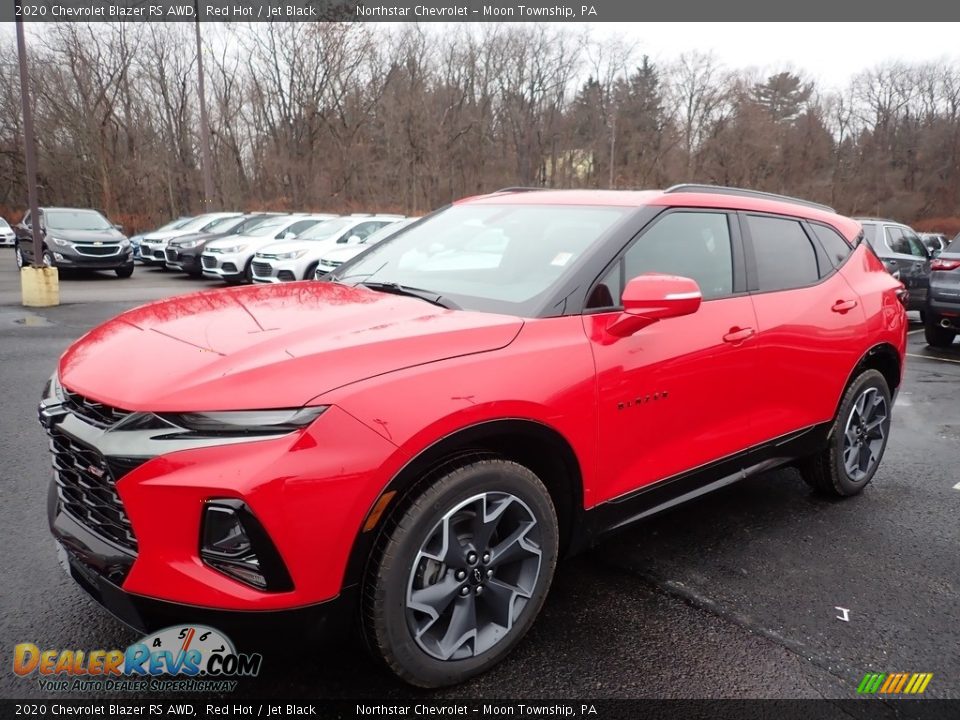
[857,218,932,316]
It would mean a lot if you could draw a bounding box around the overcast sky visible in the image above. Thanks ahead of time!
[589,22,957,90]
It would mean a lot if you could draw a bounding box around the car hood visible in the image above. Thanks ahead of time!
[46,228,126,243]
[322,245,364,262]
[206,234,282,251]
[168,230,222,247]
[59,282,523,412]
[257,239,342,258]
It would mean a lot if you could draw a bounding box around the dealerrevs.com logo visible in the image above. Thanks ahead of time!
[13,625,262,693]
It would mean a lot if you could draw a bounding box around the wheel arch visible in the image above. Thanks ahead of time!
[846,342,902,401]
[341,418,585,592]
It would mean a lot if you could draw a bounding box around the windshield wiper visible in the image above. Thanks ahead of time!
[360,281,460,310]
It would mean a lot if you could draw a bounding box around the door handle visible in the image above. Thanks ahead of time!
[831,299,858,313]
[722,327,755,344]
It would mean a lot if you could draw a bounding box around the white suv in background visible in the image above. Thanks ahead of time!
[252,215,405,283]
[201,214,336,284]
[0,216,15,246]
[314,217,419,278]
[139,213,242,266]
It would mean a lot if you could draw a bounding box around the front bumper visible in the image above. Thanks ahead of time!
[928,293,960,316]
[38,389,400,618]
[139,242,169,264]
[164,246,204,272]
[51,490,354,638]
[251,258,302,283]
[201,251,246,279]
[51,248,133,270]
[0,233,14,247]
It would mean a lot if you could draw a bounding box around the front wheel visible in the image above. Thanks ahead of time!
[363,458,558,687]
[15,244,24,269]
[798,369,891,497]
[115,264,134,278]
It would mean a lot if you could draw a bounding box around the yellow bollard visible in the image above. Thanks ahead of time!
[20,266,60,307]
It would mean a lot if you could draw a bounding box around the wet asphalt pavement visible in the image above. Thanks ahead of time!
[1,255,958,700]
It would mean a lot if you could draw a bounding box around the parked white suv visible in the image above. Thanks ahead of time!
[0,216,15,247]
[314,218,419,278]
[140,213,242,266]
[201,214,336,284]
[252,215,405,283]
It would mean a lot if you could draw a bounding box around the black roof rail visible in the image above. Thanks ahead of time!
[664,183,835,213]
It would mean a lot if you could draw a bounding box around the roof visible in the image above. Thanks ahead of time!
[459,187,861,239]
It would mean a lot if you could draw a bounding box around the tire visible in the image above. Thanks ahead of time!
[304,262,318,281]
[924,317,956,348]
[798,369,892,497]
[15,244,24,269]
[115,264,134,278]
[244,259,254,284]
[42,250,54,268]
[363,458,558,688]
[919,310,927,324]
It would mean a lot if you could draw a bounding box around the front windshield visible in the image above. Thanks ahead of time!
[230,215,275,235]
[44,210,112,231]
[334,204,628,315]
[361,219,415,245]
[242,217,293,236]
[296,218,352,241]
[156,217,192,232]
[201,215,240,232]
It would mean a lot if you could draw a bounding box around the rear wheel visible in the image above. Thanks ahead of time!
[798,369,891,497]
[924,316,956,348]
[363,458,558,687]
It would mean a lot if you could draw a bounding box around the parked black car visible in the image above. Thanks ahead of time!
[857,218,931,316]
[14,207,134,278]
[925,235,960,348]
[165,213,283,277]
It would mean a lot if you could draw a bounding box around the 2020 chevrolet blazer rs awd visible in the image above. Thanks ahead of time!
[39,186,907,687]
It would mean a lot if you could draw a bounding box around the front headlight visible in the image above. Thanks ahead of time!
[217,244,247,254]
[159,406,327,436]
[177,239,201,249]
[275,249,308,260]
[47,237,70,248]
[119,239,130,248]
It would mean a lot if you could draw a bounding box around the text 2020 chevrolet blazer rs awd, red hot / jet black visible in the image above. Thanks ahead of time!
[39,185,906,687]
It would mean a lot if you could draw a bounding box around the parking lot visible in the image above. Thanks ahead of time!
[1,251,958,700]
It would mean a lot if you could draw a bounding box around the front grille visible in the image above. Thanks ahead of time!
[165,249,178,262]
[75,245,120,257]
[151,250,164,259]
[222,263,238,273]
[201,255,217,269]
[277,270,296,282]
[252,262,273,277]
[50,429,140,553]
[63,388,132,428]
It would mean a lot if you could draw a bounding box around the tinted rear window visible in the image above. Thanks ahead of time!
[947,236,960,253]
[747,215,820,292]
[810,223,852,269]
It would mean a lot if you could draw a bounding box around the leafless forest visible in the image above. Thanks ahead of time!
[3,23,960,234]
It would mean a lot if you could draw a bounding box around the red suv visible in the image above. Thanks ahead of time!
[39,185,906,687]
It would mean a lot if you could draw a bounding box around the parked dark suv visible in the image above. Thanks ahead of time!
[857,218,931,316]
[15,207,134,278]
[925,234,960,347]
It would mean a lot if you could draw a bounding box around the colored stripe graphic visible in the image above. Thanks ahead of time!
[858,672,932,694]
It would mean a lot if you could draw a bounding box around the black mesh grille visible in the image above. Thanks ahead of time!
[63,389,132,428]
[252,262,273,277]
[277,270,296,282]
[165,248,178,262]
[201,256,217,269]
[50,429,141,553]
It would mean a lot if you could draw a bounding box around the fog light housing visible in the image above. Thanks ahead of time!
[200,500,293,592]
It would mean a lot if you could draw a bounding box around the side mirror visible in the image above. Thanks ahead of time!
[345,234,362,244]
[608,274,702,337]
[283,231,297,240]
[113,223,123,232]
